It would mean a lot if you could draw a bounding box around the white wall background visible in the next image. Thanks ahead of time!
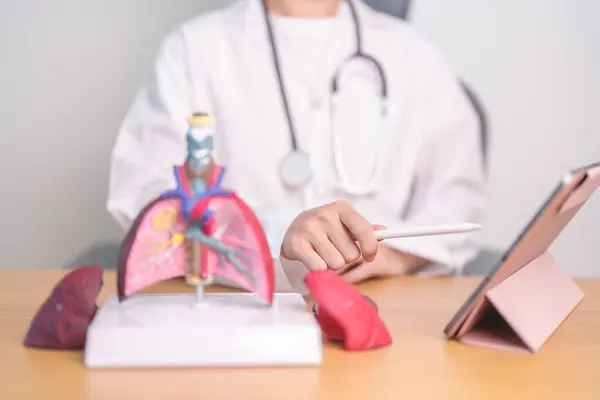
[0,0,224,269]
[0,0,598,275]
[409,0,600,276]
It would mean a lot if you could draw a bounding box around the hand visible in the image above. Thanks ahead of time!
[280,201,379,272]
[340,245,431,284]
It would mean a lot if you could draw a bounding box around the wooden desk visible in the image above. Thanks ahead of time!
[1,270,599,399]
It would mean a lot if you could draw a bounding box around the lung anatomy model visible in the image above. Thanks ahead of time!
[22,112,392,357]
[118,112,274,304]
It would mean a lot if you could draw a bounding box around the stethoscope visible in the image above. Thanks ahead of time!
[261,0,389,196]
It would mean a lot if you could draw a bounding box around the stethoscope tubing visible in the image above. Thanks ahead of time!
[261,0,388,195]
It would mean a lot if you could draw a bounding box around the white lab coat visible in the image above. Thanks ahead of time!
[107,0,487,277]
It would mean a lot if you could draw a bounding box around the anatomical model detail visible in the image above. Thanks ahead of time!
[117,112,275,304]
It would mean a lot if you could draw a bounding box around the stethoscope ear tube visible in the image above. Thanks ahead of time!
[330,53,388,100]
[260,0,299,152]
[329,93,387,196]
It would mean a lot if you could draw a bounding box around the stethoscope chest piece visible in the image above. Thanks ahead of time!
[280,151,313,190]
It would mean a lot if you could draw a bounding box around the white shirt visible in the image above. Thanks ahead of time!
[107,0,488,276]
[271,14,337,91]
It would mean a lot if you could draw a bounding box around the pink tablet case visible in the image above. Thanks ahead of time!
[450,166,600,353]
[458,252,583,353]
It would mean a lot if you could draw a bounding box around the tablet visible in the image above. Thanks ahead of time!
[444,160,600,339]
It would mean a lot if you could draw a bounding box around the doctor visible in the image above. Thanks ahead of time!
[107,0,487,282]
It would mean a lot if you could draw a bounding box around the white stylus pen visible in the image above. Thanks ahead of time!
[374,222,482,241]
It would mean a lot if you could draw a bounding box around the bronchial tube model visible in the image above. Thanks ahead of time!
[116,112,275,305]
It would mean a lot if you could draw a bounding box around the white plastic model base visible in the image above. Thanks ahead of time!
[84,292,323,369]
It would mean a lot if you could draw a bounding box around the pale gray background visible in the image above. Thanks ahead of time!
[1,0,598,275]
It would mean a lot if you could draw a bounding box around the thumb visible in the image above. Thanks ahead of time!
[341,262,374,284]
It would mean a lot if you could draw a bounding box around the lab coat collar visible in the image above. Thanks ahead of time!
[237,0,384,44]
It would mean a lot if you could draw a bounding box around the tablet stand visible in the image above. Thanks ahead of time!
[452,165,600,353]
[457,251,583,353]
[445,164,600,353]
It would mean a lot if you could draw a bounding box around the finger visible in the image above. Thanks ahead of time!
[341,262,374,284]
[285,239,328,272]
[335,256,364,275]
[351,224,386,239]
[337,207,378,262]
[327,224,361,264]
[310,234,347,271]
